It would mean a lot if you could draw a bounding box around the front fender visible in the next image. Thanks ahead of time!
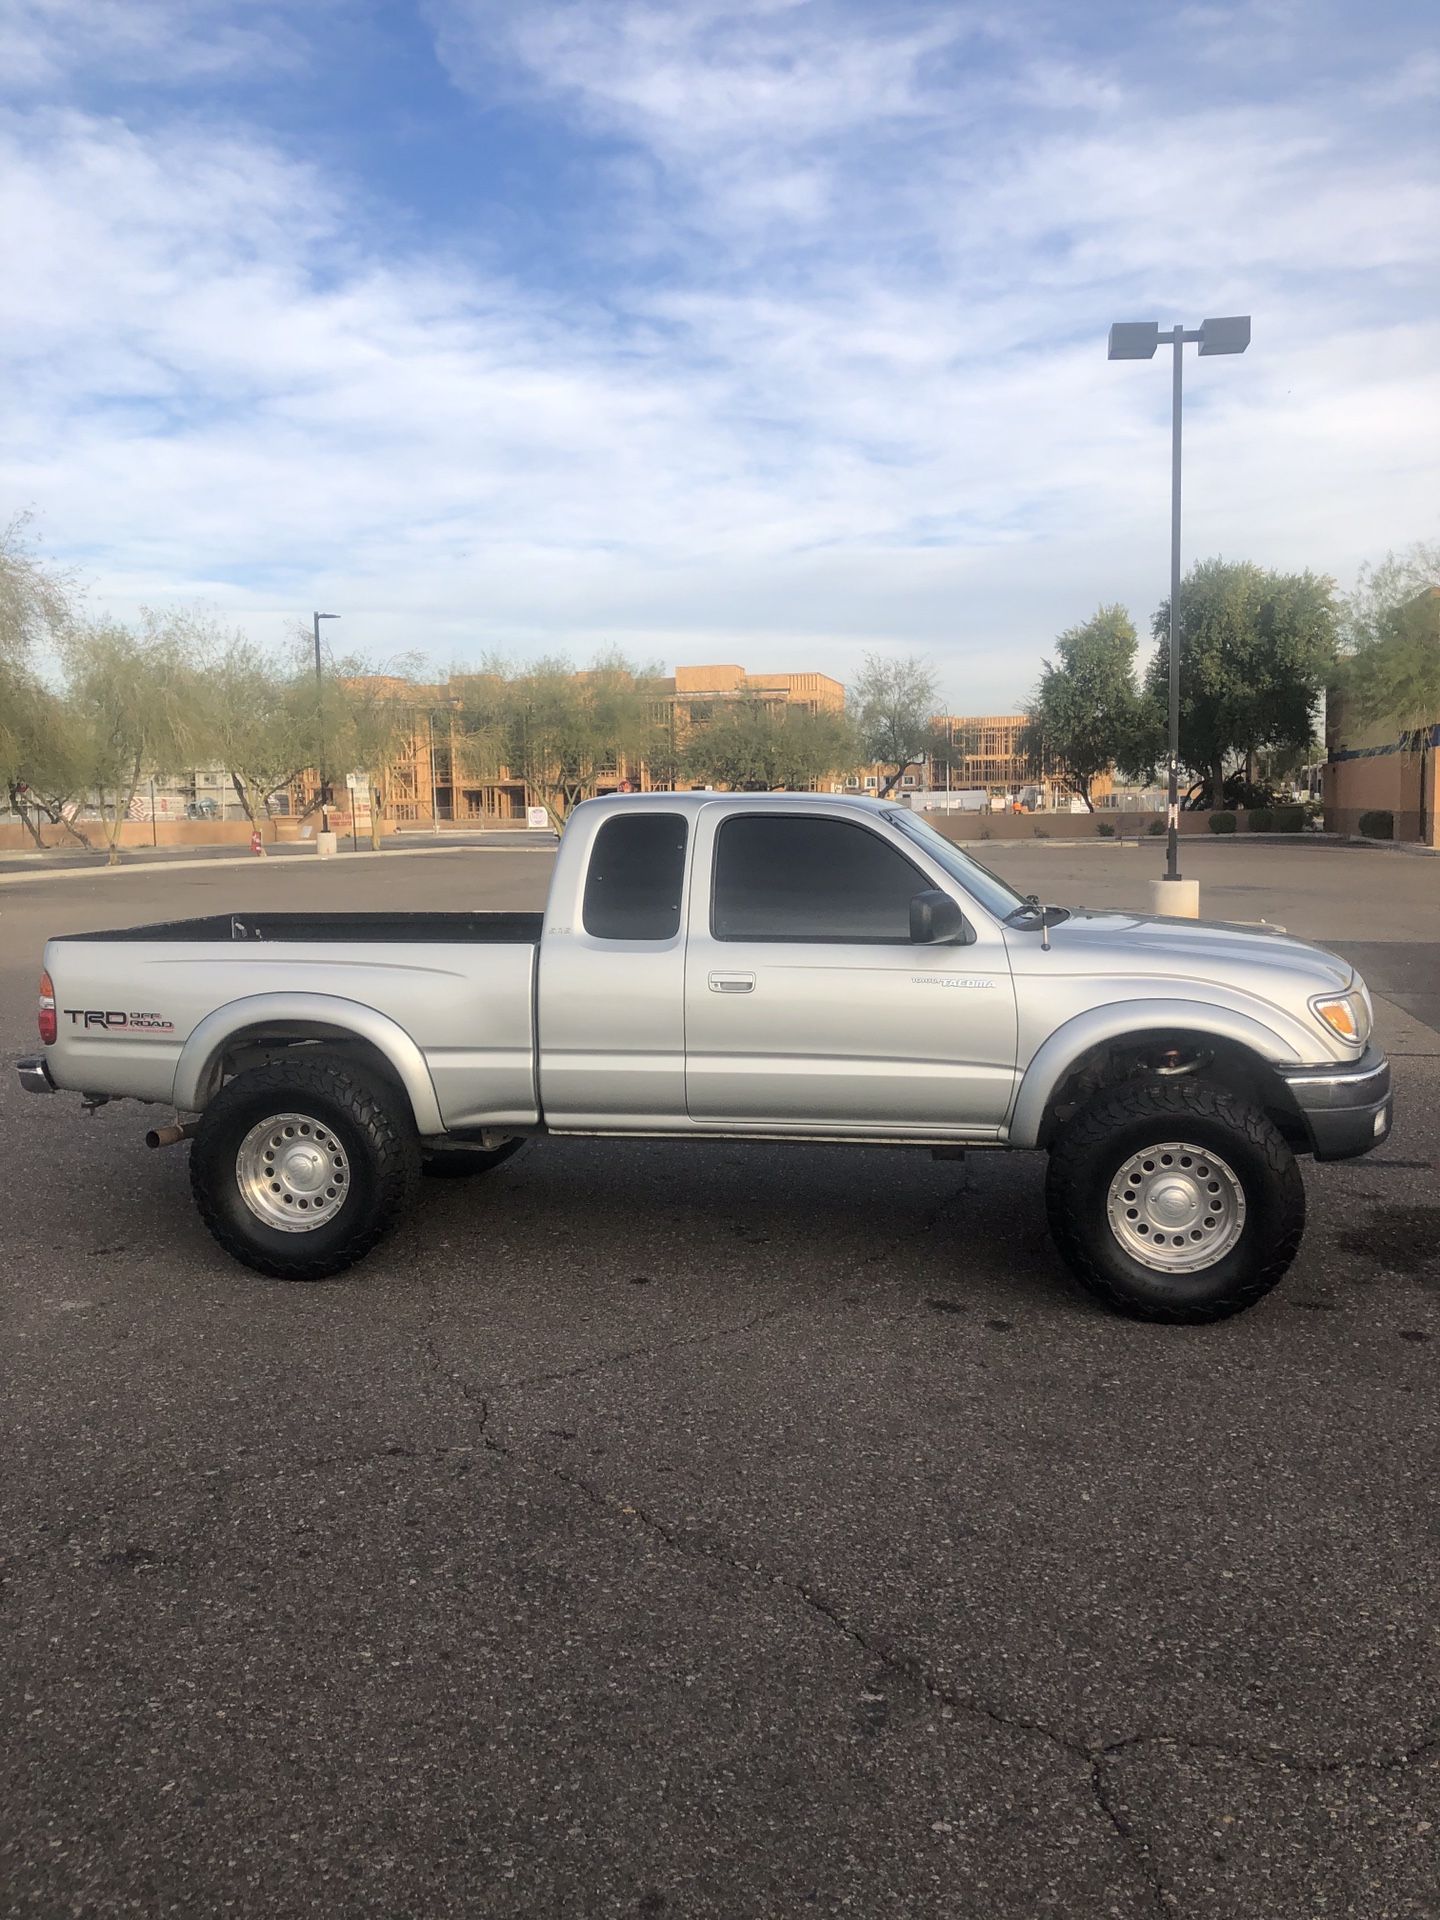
[171,991,445,1136]
[1007,998,1306,1149]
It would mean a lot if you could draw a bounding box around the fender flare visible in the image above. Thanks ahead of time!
[171,991,445,1136]
[1008,999,1306,1149]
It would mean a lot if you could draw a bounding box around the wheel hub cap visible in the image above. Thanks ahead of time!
[1106,1140,1245,1274]
[236,1112,350,1233]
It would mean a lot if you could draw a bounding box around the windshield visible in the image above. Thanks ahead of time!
[882,810,1029,921]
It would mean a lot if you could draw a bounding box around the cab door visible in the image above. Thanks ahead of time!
[538,808,691,1128]
[683,809,1018,1133]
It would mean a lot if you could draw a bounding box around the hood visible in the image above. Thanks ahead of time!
[1018,909,1353,996]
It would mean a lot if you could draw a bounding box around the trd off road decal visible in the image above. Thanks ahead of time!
[63,1009,175,1032]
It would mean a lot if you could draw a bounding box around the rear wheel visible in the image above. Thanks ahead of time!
[190,1056,421,1280]
[1045,1079,1305,1322]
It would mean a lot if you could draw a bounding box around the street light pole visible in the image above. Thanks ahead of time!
[312,611,339,835]
[1107,316,1250,895]
[1167,325,1184,884]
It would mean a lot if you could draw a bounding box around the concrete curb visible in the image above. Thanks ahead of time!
[0,842,557,888]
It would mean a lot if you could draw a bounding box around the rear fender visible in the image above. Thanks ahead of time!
[171,992,444,1135]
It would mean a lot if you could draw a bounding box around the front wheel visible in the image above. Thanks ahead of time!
[190,1055,422,1280]
[1045,1080,1305,1323]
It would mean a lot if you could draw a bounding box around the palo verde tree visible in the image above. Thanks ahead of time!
[1340,541,1440,740]
[1146,559,1336,806]
[0,512,78,837]
[682,697,858,792]
[456,652,667,829]
[190,623,320,850]
[1020,605,1146,811]
[5,681,95,848]
[330,655,432,848]
[851,653,940,794]
[59,611,202,863]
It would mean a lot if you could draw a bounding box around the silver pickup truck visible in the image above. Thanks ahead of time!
[18,792,1391,1321]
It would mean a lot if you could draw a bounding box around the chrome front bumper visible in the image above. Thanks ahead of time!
[16,1056,54,1094]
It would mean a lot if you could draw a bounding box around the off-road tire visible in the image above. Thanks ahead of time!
[1045,1079,1305,1323]
[190,1055,421,1280]
[421,1138,526,1179]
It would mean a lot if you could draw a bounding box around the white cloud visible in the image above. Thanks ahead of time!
[0,0,308,90]
[1,2,1437,711]
[427,0,971,150]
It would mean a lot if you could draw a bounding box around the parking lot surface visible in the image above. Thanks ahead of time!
[3,839,1436,1918]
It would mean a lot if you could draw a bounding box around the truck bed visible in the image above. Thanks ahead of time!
[42,910,543,1129]
[54,911,546,946]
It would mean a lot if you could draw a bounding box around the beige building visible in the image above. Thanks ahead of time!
[320,663,850,826]
[661,664,845,717]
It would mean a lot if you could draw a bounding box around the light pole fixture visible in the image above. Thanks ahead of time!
[1107,315,1250,886]
[312,611,340,834]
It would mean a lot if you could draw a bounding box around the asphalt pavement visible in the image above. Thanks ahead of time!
[2,841,1436,1919]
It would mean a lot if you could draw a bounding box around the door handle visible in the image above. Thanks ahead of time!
[708,971,756,993]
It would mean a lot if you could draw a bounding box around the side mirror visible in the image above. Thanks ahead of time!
[909,889,968,945]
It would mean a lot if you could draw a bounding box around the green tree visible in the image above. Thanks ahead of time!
[10,683,96,848]
[183,621,317,850]
[852,653,940,795]
[59,612,202,863]
[1145,560,1336,806]
[1,513,78,834]
[1020,605,1144,811]
[682,698,858,791]
[1340,542,1440,740]
[454,651,667,829]
[330,656,432,849]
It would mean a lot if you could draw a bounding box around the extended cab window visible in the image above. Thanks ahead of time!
[583,814,688,940]
[713,815,926,942]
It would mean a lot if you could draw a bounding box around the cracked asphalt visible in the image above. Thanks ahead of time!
[2,841,1436,1918]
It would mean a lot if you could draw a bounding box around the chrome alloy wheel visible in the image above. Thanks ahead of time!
[236,1112,350,1232]
[1106,1140,1246,1273]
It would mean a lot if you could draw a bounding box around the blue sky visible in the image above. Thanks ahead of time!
[2,0,1437,709]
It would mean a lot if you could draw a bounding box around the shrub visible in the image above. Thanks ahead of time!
[1146,819,1166,837]
[1358,809,1394,840]
[1209,811,1237,834]
[1272,805,1305,833]
[1096,820,1117,837]
[1247,807,1273,832]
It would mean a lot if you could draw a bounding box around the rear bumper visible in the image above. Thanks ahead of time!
[16,1056,55,1094]
[1281,1047,1391,1161]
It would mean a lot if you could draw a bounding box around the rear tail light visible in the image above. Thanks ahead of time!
[38,969,56,1046]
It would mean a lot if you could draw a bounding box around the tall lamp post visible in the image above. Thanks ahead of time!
[312,611,340,834]
[1107,316,1250,906]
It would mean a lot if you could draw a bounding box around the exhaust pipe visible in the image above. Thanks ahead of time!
[146,1121,198,1150]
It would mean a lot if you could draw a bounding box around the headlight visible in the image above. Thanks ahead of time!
[1311,990,1371,1048]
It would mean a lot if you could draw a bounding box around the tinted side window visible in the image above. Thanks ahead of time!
[712,816,925,942]
[583,814,688,940]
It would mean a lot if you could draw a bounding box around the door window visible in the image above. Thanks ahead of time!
[712,815,927,943]
[583,814,688,940]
